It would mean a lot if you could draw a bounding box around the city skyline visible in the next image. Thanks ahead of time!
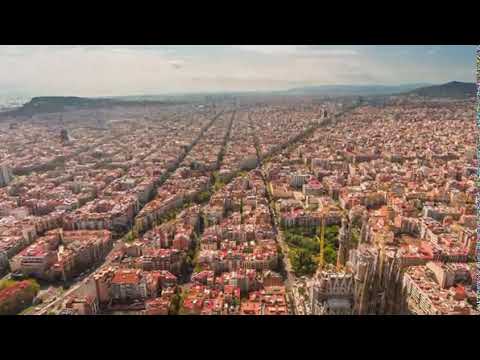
[0,45,476,97]
[0,44,477,316]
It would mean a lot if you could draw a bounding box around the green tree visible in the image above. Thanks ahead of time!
[290,248,317,276]
[124,231,135,243]
[0,279,16,291]
[231,298,240,308]
[169,294,181,315]
[324,244,337,265]
[27,279,40,294]
[196,191,211,204]
[194,263,203,273]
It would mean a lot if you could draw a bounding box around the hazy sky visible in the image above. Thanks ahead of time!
[0,45,475,97]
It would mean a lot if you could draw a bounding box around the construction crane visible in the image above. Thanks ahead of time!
[316,217,325,270]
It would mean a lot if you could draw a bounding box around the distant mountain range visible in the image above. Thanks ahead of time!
[284,83,432,96]
[283,81,477,98]
[404,81,476,98]
[1,81,475,119]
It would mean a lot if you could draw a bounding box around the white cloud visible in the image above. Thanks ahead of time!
[309,49,358,56]
[232,45,358,56]
[232,45,301,55]
[0,46,191,96]
[0,45,473,96]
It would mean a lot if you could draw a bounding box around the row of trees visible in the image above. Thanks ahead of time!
[0,279,40,315]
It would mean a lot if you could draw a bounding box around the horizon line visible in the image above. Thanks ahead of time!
[3,80,474,100]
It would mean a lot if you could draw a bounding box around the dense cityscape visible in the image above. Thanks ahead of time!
[0,92,477,315]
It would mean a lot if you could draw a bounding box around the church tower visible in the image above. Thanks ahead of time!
[337,216,351,269]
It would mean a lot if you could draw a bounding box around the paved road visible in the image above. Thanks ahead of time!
[271,209,298,314]
[256,164,298,314]
[35,236,128,315]
[255,104,363,315]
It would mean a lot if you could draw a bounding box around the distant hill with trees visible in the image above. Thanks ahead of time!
[284,83,431,96]
[405,81,476,98]
[0,96,189,118]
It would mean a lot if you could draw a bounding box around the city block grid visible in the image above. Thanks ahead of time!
[0,94,477,315]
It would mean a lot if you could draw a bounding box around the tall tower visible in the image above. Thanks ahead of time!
[59,113,70,144]
[360,214,368,244]
[95,109,107,130]
[0,163,13,187]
